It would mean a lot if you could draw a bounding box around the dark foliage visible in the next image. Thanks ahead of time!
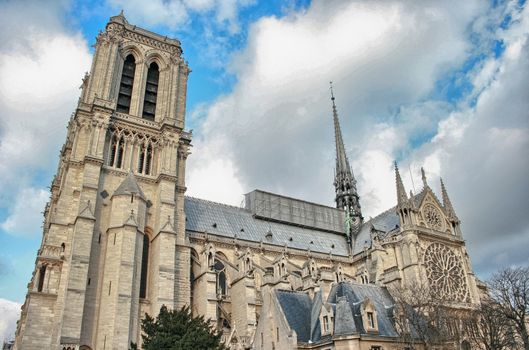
[141,305,228,350]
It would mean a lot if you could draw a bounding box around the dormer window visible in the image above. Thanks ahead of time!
[320,303,334,336]
[362,298,378,333]
[117,55,136,114]
[142,62,159,121]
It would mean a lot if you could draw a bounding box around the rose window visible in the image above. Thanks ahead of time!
[423,243,467,301]
[423,204,443,230]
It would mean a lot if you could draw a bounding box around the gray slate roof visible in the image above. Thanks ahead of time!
[275,282,398,345]
[275,290,313,342]
[353,208,400,255]
[185,189,408,257]
[327,282,398,337]
[114,172,146,199]
[184,196,351,256]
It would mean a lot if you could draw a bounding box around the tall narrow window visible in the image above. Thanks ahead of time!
[214,259,226,297]
[110,135,124,168]
[37,265,46,292]
[109,135,117,166]
[139,234,149,298]
[142,62,159,121]
[117,55,136,113]
[116,137,124,168]
[145,144,153,175]
[137,144,145,173]
[367,312,375,328]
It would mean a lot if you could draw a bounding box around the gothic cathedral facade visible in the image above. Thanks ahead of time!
[14,14,482,350]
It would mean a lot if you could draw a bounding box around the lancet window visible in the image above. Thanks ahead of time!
[117,55,136,114]
[142,62,159,120]
[109,134,124,169]
[214,259,227,297]
[37,264,46,292]
[139,233,149,299]
[137,141,154,175]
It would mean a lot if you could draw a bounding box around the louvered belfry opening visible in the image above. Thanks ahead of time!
[142,62,159,121]
[117,55,136,113]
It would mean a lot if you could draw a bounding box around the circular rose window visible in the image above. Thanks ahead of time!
[424,242,467,301]
[423,204,443,230]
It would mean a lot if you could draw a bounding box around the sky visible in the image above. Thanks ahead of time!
[0,0,528,343]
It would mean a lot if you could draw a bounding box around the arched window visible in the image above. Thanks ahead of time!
[117,55,136,114]
[137,143,145,173]
[37,265,46,292]
[137,142,153,175]
[145,144,153,175]
[214,259,226,297]
[109,134,124,168]
[139,234,149,299]
[142,62,159,120]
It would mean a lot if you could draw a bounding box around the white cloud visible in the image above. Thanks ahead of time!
[1,187,49,237]
[0,298,20,344]
[399,3,529,275]
[107,0,254,32]
[187,0,484,206]
[0,1,92,235]
[186,0,529,277]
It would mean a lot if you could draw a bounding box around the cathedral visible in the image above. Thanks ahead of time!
[14,14,482,350]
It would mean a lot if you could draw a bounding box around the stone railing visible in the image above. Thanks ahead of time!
[114,111,159,129]
[38,244,63,260]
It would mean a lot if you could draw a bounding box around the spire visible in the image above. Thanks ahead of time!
[440,178,459,223]
[330,82,351,176]
[329,82,362,240]
[394,162,408,207]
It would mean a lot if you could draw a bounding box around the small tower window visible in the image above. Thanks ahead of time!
[37,265,46,292]
[142,62,159,121]
[117,55,136,114]
[139,234,149,298]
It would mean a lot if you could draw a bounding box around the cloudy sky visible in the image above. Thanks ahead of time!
[0,0,528,343]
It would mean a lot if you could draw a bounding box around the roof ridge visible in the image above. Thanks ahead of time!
[247,189,342,211]
[362,205,397,226]
[185,195,247,211]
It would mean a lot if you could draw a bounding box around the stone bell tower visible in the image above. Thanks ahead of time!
[14,12,192,350]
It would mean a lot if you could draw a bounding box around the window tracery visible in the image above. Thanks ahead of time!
[423,204,443,230]
[423,242,467,301]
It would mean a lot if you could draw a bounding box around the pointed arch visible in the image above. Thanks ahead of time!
[37,264,47,292]
[117,54,136,113]
[142,62,159,120]
[139,227,153,299]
